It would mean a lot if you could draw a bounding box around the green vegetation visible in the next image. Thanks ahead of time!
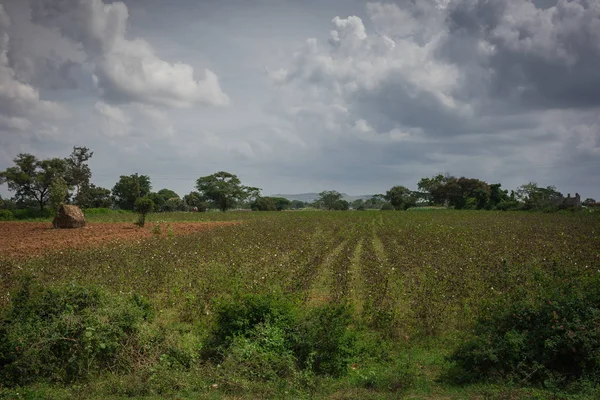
[134,197,155,227]
[0,210,598,398]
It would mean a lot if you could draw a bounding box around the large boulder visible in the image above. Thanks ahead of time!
[52,205,86,229]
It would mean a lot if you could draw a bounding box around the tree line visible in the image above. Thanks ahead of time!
[0,149,597,218]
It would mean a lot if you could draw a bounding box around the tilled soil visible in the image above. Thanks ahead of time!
[0,221,238,259]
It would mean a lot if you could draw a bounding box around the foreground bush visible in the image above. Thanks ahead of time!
[0,209,13,220]
[0,279,153,386]
[206,293,356,379]
[450,272,600,387]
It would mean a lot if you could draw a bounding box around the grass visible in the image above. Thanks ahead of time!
[0,210,599,398]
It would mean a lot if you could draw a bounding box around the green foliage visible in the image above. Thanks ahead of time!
[0,279,153,386]
[134,197,154,227]
[85,184,112,209]
[333,199,350,211]
[64,147,93,207]
[10,208,54,220]
[206,294,356,378]
[380,202,394,211]
[49,177,68,214]
[0,209,14,220]
[295,304,356,376]
[195,171,253,212]
[318,190,343,210]
[112,174,152,210]
[83,208,131,216]
[385,186,417,210]
[182,191,208,212]
[516,182,563,211]
[450,272,600,387]
[0,153,68,211]
[251,197,277,211]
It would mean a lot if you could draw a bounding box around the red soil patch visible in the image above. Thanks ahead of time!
[0,221,239,259]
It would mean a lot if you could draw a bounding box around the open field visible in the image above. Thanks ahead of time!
[0,210,599,399]
[0,221,239,259]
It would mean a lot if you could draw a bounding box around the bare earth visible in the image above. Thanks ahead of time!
[0,221,238,259]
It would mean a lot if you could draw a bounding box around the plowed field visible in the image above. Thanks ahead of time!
[0,221,238,259]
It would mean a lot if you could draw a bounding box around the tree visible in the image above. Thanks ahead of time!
[183,191,208,212]
[431,176,489,209]
[516,182,563,210]
[150,189,180,211]
[49,177,68,214]
[112,174,152,210]
[351,199,364,210]
[385,186,416,210]
[87,184,112,208]
[134,197,154,227]
[488,183,509,209]
[318,190,343,210]
[0,154,68,211]
[365,194,386,209]
[65,147,93,206]
[333,199,350,210]
[157,188,179,201]
[195,171,252,212]
[291,200,305,210]
[417,174,448,205]
[251,197,277,211]
[582,198,596,207]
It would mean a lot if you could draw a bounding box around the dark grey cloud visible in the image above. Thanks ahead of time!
[447,0,600,109]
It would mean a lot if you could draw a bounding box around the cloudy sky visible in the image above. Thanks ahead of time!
[1,0,599,199]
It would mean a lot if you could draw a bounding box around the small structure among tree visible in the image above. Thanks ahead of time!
[562,193,581,209]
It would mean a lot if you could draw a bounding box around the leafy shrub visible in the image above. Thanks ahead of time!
[134,197,154,227]
[0,209,13,220]
[205,293,356,378]
[10,208,54,220]
[450,273,600,387]
[0,278,153,386]
[294,303,356,377]
[207,293,297,357]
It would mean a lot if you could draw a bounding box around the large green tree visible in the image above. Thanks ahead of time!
[0,154,68,211]
[516,182,563,210]
[318,190,343,210]
[385,186,416,210]
[417,174,448,205]
[112,174,152,210]
[195,171,253,212]
[65,146,93,206]
[87,184,112,208]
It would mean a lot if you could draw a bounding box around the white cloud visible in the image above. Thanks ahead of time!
[0,4,67,129]
[32,0,229,108]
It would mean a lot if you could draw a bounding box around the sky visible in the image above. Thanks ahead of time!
[0,0,599,199]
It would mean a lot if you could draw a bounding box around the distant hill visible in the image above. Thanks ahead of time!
[269,193,375,203]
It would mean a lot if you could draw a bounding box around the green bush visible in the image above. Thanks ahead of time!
[10,208,54,220]
[0,278,153,386]
[450,273,600,387]
[0,209,14,220]
[380,203,394,211]
[134,197,154,227]
[294,304,356,377]
[205,293,356,378]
